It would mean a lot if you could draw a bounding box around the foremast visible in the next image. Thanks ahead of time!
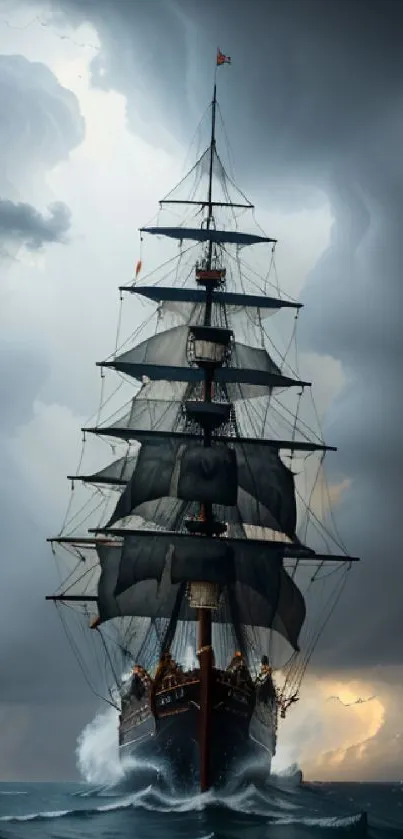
[148,76,232,791]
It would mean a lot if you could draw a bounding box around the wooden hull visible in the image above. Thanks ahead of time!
[119,667,277,789]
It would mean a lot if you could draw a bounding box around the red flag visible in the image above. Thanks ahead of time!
[135,259,142,279]
[217,49,231,66]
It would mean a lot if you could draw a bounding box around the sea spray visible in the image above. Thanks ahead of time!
[76,707,172,793]
[76,706,123,785]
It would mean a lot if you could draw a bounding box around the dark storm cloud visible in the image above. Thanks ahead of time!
[0,198,71,248]
[51,0,403,670]
[49,0,191,148]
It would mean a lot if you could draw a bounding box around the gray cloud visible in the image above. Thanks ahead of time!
[0,702,96,780]
[0,349,101,709]
[49,0,191,149]
[0,53,85,192]
[0,49,89,728]
[0,52,83,261]
[0,344,47,432]
[50,0,403,674]
[0,198,71,249]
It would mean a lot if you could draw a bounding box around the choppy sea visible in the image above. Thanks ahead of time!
[0,711,401,839]
[0,777,402,839]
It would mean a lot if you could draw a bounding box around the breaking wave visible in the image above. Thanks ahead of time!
[76,707,304,793]
[0,787,367,831]
[61,708,375,835]
[76,707,123,786]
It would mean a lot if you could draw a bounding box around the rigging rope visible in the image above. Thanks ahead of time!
[56,602,120,710]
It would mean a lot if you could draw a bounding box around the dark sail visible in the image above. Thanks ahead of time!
[82,455,138,485]
[108,438,296,539]
[273,569,306,651]
[95,539,305,650]
[115,531,283,591]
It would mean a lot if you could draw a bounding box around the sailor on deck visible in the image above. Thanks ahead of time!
[258,655,272,677]
[154,651,174,681]
[130,664,151,701]
[226,651,253,689]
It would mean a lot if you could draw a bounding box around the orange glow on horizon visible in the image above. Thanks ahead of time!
[274,674,388,780]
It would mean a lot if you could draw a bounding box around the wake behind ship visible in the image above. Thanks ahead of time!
[46,50,358,792]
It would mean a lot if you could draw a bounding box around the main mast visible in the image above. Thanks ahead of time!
[197,80,217,793]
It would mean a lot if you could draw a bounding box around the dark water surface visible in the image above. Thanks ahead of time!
[0,778,401,839]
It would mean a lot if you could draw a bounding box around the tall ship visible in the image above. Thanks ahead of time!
[47,52,358,792]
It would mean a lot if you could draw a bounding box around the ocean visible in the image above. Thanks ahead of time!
[0,710,400,839]
[0,778,402,839]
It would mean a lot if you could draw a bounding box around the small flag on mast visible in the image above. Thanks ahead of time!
[217,49,231,66]
[134,259,142,279]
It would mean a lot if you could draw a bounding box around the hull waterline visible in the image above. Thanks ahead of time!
[119,708,273,790]
[118,663,277,791]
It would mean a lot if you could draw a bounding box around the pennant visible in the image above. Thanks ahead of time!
[217,49,231,66]
[135,259,142,279]
[90,616,101,629]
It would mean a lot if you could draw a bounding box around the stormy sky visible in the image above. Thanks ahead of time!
[0,0,402,780]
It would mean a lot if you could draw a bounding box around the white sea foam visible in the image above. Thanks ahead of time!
[0,809,71,822]
[76,706,124,785]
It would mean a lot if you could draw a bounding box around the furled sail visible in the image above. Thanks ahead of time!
[126,285,301,311]
[140,226,276,246]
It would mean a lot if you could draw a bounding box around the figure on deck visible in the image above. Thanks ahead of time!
[226,651,253,689]
[130,664,151,701]
[154,650,184,688]
[258,655,272,677]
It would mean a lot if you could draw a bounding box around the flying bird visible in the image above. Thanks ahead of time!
[327,695,377,707]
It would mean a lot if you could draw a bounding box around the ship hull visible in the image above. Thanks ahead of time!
[119,708,273,789]
[119,665,276,790]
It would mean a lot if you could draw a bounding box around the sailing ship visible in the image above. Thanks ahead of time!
[47,52,358,792]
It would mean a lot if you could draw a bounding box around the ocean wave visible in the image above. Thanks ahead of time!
[0,810,71,822]
[70,786,113,798]
[273,813,366,827]
[0,793,145,823]
[0,781,368,830]
[0,804,367,831]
